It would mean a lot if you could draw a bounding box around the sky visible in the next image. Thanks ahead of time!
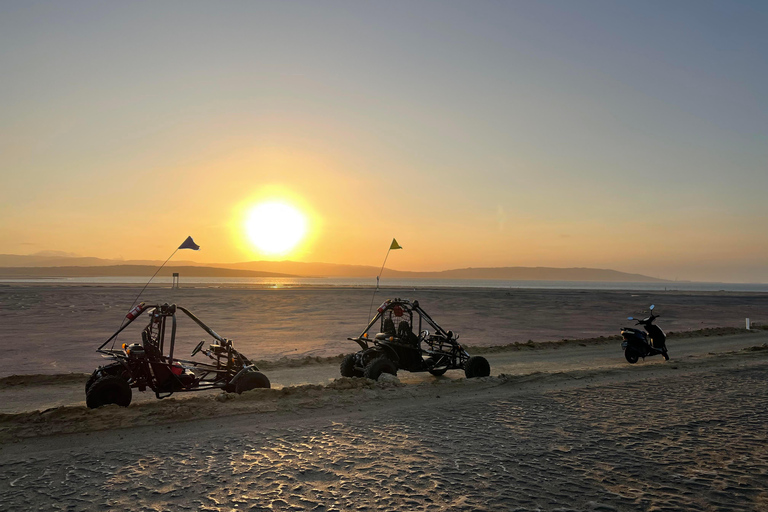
[0,1,766,282]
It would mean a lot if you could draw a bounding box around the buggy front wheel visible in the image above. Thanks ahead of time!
[235,371,271,393]
[364,357,397,381]
[464,356,491,378]
[340,354,363,378]
[85,362,125,394]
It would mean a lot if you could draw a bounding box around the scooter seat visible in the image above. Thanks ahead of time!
[622,327,646,336]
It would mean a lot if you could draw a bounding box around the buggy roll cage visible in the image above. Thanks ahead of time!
[98,303,223,351]
[349,298,457,350]
[97,303,252,366]
[347,298,472,371]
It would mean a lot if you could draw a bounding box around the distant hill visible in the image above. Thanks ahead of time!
[422,267,667,282]
[0,253,198,268]
[219,260,389,278]
[220,261,667,282]
[0,254,668,282]
[0,265,295,278]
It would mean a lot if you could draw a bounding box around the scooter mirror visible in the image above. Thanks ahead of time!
[649,304,655,310]
[627,316,634,320]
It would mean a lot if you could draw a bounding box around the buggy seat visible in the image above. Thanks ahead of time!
[142,331,196,388]
[397,321,420,346]
[375,318,397,340]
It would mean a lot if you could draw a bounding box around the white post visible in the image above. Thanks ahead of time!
[746,318,750,330]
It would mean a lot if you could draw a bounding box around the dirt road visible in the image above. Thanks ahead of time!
[1,330,766,414]
[2,347,767,511]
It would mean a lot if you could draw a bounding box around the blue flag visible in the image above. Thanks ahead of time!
[178,236,200,250]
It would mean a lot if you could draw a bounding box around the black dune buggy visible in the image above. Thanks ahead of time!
[341,298,491,380]
[87,302,270,409]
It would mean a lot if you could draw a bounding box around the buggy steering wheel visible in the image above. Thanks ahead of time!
[191,340,205,357]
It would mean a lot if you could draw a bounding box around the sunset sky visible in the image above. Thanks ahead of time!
[1,1,766,282]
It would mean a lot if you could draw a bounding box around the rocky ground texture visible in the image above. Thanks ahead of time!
[1,352,767,511]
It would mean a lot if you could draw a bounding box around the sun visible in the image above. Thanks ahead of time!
[245,201,308,256]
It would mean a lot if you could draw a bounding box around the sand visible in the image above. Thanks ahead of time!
[1,347,767,510]
[1,330,767,414]
[2,284,768,510]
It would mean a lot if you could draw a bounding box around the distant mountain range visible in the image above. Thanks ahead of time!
[0,253,668,282]
[0,265,294,278]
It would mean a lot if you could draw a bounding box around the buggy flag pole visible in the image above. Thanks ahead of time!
[126,236,200,313]
[367,238,402,321]
[107,236,200,350]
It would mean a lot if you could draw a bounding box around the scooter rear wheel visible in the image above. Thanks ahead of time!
[624,350,639,364]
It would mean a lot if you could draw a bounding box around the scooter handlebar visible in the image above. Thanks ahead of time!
[635,314,658,325]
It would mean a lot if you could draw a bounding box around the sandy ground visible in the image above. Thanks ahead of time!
[2,284,768,510]
[1,347,767,510]
[1,284,767,377]
[1,330,767,414]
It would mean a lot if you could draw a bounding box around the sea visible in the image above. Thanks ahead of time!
[2,276,768,292]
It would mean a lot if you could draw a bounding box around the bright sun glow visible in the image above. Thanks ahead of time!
[245,201,308,256]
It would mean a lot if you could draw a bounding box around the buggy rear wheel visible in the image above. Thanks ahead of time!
[464,356,491,378]
[428,368,447,377]
[86,375,132,409]
[624,350,639,364]
[235,371,271,393]
[340,354,363,378]
[364,356,397,381]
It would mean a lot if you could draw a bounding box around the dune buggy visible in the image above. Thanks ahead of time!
[87,302,270,409]
[341,298,490,380]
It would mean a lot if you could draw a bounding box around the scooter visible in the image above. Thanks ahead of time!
[621,304,669,363]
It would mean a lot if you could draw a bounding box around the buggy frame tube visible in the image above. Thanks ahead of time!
[358,310,383,339]
[97,305,158,353]
[413,305,450,337]
[177,306,226,343]
[349,310,384,349]
[159,316,166,357]
[168,312,177,364]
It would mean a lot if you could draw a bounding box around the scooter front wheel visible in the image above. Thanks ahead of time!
[624,350,639,364]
